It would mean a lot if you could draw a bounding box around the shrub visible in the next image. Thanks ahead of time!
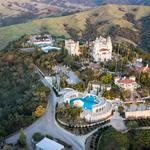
[32,132,44,142]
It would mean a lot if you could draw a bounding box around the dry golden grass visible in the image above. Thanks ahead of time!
[0,0,49,16]
[90,5,150,27]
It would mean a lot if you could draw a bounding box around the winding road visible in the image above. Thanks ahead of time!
[6,72,86,150]
[6,67,112,150]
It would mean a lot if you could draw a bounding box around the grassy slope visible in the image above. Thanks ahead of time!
[92,5,150,29]
[0,10,91,49]
[98,128,129,150]
[0,4,149,49]
[0,0,48,16]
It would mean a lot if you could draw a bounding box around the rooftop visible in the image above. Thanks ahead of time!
[36,137,64,150]
[100,48,109,52]
[29,34,52,43]
[125,104,150,112]
[118,78,136,84]
[65,39,78,44]
[141,65,150,72]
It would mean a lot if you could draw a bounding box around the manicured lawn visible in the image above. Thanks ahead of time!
[126,119,150,128]
[98,128,150,150]
[98,128,128,150]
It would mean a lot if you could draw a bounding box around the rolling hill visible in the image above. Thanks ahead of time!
[38,0,150,6]
[95,0,150,5]
[0,0,150,27]
[0,4,150,50]
[0,0,92,26]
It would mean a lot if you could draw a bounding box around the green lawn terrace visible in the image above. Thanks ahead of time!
[126,118,150,129]
[97,127,150,150]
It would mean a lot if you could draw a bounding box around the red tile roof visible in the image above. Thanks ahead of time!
[141,66,150,72]
[100,48,109,51]
[118,79,136,84]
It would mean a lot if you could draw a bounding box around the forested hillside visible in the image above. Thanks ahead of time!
[0,45,50,137]
[139,14,150,51]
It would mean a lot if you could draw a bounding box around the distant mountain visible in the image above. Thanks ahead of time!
[43,0,150,6]
[42,0,150,6]
[95,0,150,5]
[0,0,150,27]
[0,0,92,27]
[44,0,96,6]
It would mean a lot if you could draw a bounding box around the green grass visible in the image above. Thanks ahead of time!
[98,128,129,150]
[98,128,150,150]
[0,9,91,49]
[91,4,150,29]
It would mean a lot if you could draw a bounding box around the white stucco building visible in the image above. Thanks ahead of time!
[89,80,101,90]
[36,137,64,150]
[139,64,150,73]
[62,89,112,122]
[114,76,139,90]
[28,34,53,46]
[81,99,112,122]
[88,81,111,94]
[65,39,80,56]
[92,36,112,62]
[125,104,150,119]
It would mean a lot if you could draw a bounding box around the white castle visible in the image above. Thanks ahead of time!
[65,39,80,56]
[92,36,112,62]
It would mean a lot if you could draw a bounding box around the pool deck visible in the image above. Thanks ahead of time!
[70,95,98,110]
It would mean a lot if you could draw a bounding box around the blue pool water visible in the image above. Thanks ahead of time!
[70,95,98,110]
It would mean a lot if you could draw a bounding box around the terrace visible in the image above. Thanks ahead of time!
[125,103,150,119]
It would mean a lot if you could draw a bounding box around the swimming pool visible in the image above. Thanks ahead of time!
[70,95,98,110]
[41,46,61,53]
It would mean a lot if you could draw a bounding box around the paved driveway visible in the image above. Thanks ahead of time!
[6,68,110,150]
[6,77,85,150]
